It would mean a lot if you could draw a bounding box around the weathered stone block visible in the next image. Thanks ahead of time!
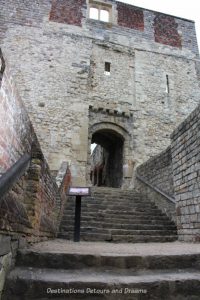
[0,236,11,256]
[0,252,12,298]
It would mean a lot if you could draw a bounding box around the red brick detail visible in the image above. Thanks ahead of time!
[117,2,144,31]
[154,14,182,48]
[49,0,86,27]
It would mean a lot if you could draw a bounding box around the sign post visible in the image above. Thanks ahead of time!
[68,187,91,242]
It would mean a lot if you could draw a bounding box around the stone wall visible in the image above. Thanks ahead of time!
[171,105,200,242]
[0,53,69,297]
[0,53,33,174]
[136,147,176,222]
[0,53,67,238]
[136,146,174,197]
[0,0,200,187]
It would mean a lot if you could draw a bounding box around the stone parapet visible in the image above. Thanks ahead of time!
[136,146,174,197]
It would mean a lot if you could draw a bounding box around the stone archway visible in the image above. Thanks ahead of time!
[92,128,124,187]
[88,121,133,188]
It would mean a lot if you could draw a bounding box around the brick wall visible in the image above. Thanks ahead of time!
[154,14,182,48]
[49,0,86,26]
[0,52,67,243]
[0,54,32,174]
[136,146,174,197]
[117,2,144,31]
[171,105,200,242]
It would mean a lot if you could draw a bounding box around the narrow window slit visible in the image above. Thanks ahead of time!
[166,74,170,94]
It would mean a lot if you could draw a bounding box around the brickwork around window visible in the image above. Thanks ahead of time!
[154,14,182,48]
[117,2,144,31]
[50,0,86,26]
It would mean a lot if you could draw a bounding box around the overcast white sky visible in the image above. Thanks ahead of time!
[120,0,200,51]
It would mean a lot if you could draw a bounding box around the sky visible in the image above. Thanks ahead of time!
[120,0,200,51]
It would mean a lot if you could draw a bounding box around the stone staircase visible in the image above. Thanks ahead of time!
[3,241,200,300]
[59,187,177,242]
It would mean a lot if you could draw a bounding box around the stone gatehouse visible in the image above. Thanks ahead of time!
[0,0,200,187]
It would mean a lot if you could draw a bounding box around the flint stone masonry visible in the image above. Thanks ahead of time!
[171,105,200,242]
[0,0,200,187]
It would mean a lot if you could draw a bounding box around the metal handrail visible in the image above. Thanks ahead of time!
[0,153,31,202]
[136,173,176,204]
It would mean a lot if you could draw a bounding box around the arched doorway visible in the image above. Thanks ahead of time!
[88,107,134,188]
[89,127,125,188]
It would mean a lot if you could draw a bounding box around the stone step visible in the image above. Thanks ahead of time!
[111,235,177,243]
[60,221,176,231]
[65,204,158,211]
[60,188,177,244]
[67,198,153,204]
[61,214,173,224]
[59,232,177,243]
[92,192,142,198]
[66,199,157,206]
[60,227,177,236]
[63,208,165,216]
[4,267,200,300]
[15,249,200,271]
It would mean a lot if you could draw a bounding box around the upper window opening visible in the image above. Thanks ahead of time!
[104,62,111,75]
[89,2,111,23]
[100,10,109,22]
[90,7,99,20]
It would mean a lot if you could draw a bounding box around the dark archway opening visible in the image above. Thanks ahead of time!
[90,129,124,188]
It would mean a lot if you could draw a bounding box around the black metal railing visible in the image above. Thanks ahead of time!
[0,153,31,202]
[136,173,176,204]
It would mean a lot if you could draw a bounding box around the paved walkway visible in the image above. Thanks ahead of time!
[30,239,200,256]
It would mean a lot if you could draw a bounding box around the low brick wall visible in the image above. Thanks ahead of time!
[171,105,200,242]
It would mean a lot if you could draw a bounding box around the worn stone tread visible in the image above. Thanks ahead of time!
[16,250,200,271]
[59,188,177,243]
[7,266,200,283]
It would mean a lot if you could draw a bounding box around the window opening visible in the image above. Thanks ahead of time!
[89,2,111,23]
[90,7,98,20]
[100,9,109,22]
[166,74,170,94]
[104,62,111,75]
